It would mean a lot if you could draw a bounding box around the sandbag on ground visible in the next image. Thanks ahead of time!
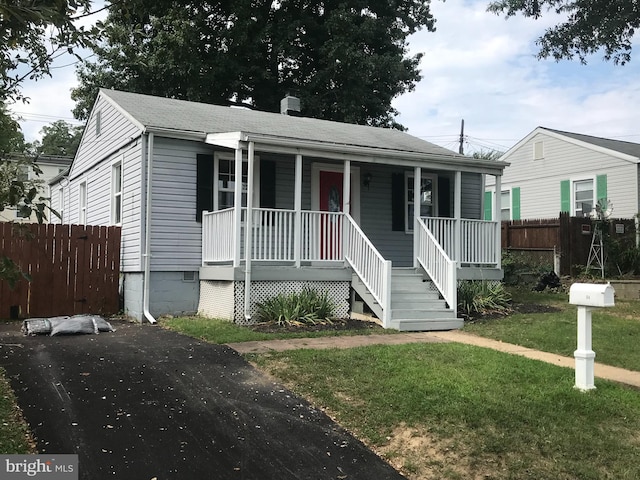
[22,315,115,336]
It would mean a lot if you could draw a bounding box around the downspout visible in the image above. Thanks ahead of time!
[243,142,255,321]
[142,132,157,324]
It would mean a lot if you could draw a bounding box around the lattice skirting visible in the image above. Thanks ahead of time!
[198,280,350,325]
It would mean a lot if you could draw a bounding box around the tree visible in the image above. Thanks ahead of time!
[488,0,640,64]
[472,149,504,161]
[1,0,99,103]
[0,0,96,286]
[72,0,436,128]
[0,107,50,287]
[29,120,84,157]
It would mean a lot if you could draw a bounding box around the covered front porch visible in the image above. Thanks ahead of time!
[198,132,505,330]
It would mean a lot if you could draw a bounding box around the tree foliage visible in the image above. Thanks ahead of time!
[0,1,95,287]
[30,120,83,157]
[72,0,436,127]
[1,0,99,103]
[488,0,640,64]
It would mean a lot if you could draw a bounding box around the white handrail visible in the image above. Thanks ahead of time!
[417,218,456,314]
[202,208,235,263]
[343,214,392,326]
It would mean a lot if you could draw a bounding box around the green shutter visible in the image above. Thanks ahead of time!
[560,180,570,213]
[512,187,521,220]
[484,191,492,220]
[596,174,607,203]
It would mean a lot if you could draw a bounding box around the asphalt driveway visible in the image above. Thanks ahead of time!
[0,320,404,480]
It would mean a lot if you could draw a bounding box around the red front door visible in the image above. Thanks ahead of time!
[319,171,343,259]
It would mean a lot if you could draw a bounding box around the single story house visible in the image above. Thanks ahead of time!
[485,127,640,220]
[51,89,507,331]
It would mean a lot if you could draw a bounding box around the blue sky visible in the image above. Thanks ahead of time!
[10,0,640,154]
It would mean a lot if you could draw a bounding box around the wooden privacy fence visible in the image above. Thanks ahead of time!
[502,212,636,275]
[0,223,121,319]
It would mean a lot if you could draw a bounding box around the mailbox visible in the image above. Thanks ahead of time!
[569,283,615,308]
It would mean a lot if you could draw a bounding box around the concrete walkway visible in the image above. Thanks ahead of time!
[227,330,640,389]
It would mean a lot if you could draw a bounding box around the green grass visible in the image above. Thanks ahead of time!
[253,343,640,479]
[160,316,396,344]
[465,289,640,371]
[0,367,34,453]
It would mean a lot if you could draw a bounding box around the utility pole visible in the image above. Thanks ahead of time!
[458,119,465,154]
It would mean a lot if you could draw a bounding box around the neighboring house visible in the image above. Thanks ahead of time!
[1,155,72,223]
[485,127,640,221]
[51,89,507,331]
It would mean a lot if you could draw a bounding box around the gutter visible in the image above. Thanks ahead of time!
[142,132,157,324]
[206,131,509,176]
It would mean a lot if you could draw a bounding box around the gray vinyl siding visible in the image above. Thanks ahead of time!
[148,137,214,271]
[488,132,639,219]
[70,94,142,180]
[360,164,412,266]
[121,141,143,271]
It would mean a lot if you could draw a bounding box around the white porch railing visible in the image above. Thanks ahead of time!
[417,218,456,313]
[301,211,343,261]
[250,208,296,261]
[344,214,392,326]
[202,208,235,263]
[460,218,498,264]
[422,217,499,265]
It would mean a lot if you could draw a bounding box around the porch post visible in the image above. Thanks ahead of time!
[294,154,303,267]
[454,171,462,265]
[494,174,502,269]
[243,142,255,320]
[343,160,351,215]
[233,146,243,267]
[413,167,421,268]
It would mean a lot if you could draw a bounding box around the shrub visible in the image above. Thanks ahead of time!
[457,281,512,319]
[256,288,335,326]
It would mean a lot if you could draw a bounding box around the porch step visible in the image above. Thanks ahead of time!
[351,267,460,332]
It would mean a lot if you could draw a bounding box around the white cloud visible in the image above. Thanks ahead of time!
[394,0,640,153]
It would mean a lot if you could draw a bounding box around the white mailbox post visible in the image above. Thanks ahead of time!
[569,283,615,391]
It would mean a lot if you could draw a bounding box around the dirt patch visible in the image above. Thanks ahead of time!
[249,318,383,334]
[377,424,501,480]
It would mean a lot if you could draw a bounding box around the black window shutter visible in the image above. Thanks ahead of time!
[196,154,214,222]
[260,160,276,208]
[391,173,405,231]
[438,176,451,217]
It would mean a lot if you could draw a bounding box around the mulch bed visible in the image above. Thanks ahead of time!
[249,318,383,334]
[248,303,563,333]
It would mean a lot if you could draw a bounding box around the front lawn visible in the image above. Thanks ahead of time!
[253,343,640,479]
[465,289,640,371]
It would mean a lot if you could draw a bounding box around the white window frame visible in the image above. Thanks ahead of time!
[111,160,123,225]
[213,152,260,210]
[571,176,595,217]
[405,172,437,232]
[500,189,511,221]
[79,181,87,224]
